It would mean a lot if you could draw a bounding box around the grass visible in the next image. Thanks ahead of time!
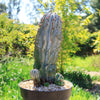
[0,55,100,100]
[0,57,33,100]
[66,54,100,72]
[70,86,99,100]
[92,76,100,81]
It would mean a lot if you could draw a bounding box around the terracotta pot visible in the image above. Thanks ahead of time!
[19,80,73,100]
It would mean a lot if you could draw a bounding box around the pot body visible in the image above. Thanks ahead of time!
[19,80,73,100]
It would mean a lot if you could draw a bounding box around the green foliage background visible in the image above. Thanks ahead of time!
[0,0,100,71]
[0,13,38,58]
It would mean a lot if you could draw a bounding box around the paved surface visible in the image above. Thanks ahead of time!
[85,71,100,77]
[89,81,100,95]
[85,71,100,95]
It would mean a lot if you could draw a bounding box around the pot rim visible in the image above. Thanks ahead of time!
[18,79,73,92]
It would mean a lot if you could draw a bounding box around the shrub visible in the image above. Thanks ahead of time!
[0,13,38,58]
[64,71,93,89]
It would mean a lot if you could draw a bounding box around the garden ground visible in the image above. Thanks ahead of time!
[0,55,100,100]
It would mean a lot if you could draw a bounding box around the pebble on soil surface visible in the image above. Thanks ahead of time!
[19,80,73,92]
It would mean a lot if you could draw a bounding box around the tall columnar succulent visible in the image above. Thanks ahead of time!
[31,12,63,86]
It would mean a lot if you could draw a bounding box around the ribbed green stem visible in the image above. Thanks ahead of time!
[34,12,62,84]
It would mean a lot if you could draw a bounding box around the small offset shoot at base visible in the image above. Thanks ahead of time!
[19,12,73,100]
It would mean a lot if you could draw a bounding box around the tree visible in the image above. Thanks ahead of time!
[0,3,7,14]
[87,0,100,32]
[8,0,21,19]
[28,0,56,24]
[0,0,21,19]
[54,0,91,72]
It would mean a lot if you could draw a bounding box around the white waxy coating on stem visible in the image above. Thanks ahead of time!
[34,12,62,80]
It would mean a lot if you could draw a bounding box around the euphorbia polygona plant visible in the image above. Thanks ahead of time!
[30,12,63,87]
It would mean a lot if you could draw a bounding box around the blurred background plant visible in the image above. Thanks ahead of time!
[0,0,100,62]
[0,13,38,58]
